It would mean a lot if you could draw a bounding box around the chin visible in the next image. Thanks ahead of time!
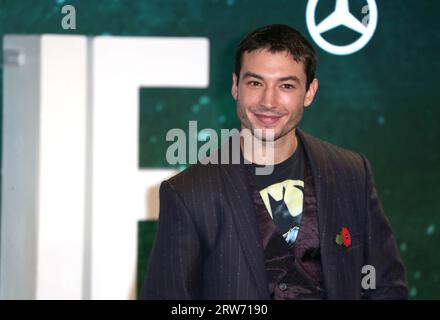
[251,127,279,142]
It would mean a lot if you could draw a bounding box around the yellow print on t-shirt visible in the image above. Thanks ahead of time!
[259,179,304,218]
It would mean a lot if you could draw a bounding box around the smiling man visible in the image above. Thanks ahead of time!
[141,24,408,300]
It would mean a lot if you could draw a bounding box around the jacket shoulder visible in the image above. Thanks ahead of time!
[300,130,367,174]
[165,162,222,203]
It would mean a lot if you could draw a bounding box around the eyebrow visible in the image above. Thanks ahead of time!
[242,72,301,84]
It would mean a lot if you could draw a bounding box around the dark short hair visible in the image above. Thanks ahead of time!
[234,24,317,90]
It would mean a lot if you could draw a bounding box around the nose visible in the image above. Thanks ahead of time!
[260,86,277,109]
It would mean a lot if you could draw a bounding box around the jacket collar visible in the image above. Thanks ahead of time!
[296,128,339,297]
[218,133,270,299]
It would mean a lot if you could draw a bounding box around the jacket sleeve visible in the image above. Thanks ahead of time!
[140,180,203,300]
[360,155,408,299]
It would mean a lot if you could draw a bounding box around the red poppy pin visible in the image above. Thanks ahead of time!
[335,227,352,248]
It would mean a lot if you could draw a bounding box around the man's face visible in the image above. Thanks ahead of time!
[232,49,318,141]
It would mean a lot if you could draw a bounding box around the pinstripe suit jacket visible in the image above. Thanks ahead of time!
[141,128,408,300]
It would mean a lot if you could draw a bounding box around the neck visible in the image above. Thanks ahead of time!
[240,128,298,165]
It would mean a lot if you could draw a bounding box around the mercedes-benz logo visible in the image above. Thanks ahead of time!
[306,0,378,55]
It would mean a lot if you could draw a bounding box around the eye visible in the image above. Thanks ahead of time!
[281,83,296,90]
[247,81,262,87]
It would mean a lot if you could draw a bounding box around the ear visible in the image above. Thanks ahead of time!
[304,78,318,107]
[231,72,238,101]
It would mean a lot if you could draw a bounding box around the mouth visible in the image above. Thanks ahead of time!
[254,113,283,126]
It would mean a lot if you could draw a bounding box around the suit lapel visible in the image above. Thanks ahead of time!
[218,136,270,299]
[296,128,340,298]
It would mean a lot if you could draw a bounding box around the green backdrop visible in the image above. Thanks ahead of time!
[1,0,439,299]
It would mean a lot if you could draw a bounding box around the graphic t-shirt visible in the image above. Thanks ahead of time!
[250,140,305,247]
